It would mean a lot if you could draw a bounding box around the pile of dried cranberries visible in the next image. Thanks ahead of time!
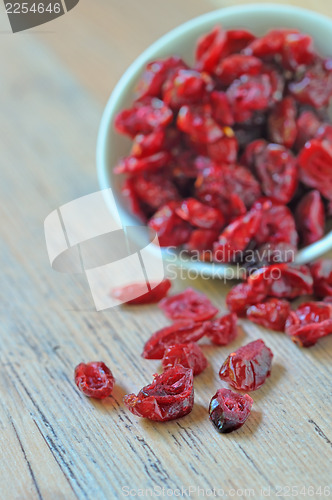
[74,26,332,434]
[114,26,332,264]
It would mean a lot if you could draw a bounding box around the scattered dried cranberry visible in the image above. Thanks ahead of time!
[295,190,325,247]
[142,320,207,359]
[310,260,332,298]
[124,366,194,421]
[226,283,267,317]
[246,298,290,331]
[162,342,207,375]
[219,339,273,391]
[159,288,218,322]
[205,313,238,345]
[111,279,171,305]
[249,264,313,299]
[285,301,332,347]
[209,388,253,433]
[74,362,115,399]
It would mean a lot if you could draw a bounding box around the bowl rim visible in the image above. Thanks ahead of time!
[96,3,332,277]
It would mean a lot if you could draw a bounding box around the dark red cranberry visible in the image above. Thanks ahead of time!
[75,362,115,399]
[209,388,253,433]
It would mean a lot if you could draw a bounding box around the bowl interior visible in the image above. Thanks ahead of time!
[97,3,332,277]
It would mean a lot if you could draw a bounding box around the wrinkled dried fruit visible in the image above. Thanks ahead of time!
[268,97,297,149]
[162,69,209,110]
[133,170,180,211]
[75,362,115,399]
[246,298,290,331]
[175,198,225,229]
[111,279,171,305]
[135,56,187,99]
[310,260,332,298]
[285,301,332,346]
[148,202,192,247]
[142,320,208,359]
[248,264,313,299]
[295,190,325,247]
[115,97,173,137]
[226,74,272,123]
[289,59,332,108]
[295,111,321,151]
[252,198,298,247]
[209,388,253,433]
[213,210,261,263]
[298,139,332,200]
[252,143,298,204]
[185,229,220,253]
[219,339,273,391]
[162,342,208,375]
[124,366,194,421]
[216,54,263,86]
[159,288,218,322]
[195,26,226,73]
[205,313,238,345]
[226,283,267,317]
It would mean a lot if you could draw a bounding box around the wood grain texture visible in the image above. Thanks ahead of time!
[0,1,331,499]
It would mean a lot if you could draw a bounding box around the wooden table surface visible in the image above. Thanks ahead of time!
[1,1,332,499]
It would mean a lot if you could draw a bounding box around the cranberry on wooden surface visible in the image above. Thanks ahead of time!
[162,342,207,376]
[75,362,115,399]
[209,388,253,433]
[124,366,194,421]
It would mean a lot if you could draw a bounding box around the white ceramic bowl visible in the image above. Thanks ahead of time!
[97,3,332,278]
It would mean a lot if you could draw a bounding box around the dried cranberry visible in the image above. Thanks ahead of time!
[135,56,187,99]
[246,298,290,331]
[216,54,263,86]
[111,279,171,305]
[285,301,332,347]
[124,366,194,421]
[268,97,297,149]
[148,202,192,247]
[298,139,332,200]
[289,59,332,108]
[295,190,325,247]
[219,339,273,391]
[209,388,253,433]
[245,29,299,59]
[281,33,315,70]
[213,210,261,263]
[114,97,173,137]
[131,130,165,158]
[310,260,332,297]
[177,104,225,144]
[205,313,238,345]
[226,75,272,123]
[114,151,171,174]
[210,91,234,126]
[195,160,261,217]
[162,69,209,110]
[121,178,147,222]
[223,29,255,56]
[245,242,296,271]
[175,198,225,229]
[295,111,322,151]
[248,264,313,299]
[204,135,238,164]
[226,283,267,317]
[142,320,208,359]
[162,342,207,375]
[133,170,180,211]
[316,123,332,144]
[253,144,298,204]
[159,288,218,322]
[185,229,220,253]
[74,362,115,399]
[195,26,226,73]
[252,198,298,247]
